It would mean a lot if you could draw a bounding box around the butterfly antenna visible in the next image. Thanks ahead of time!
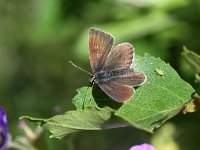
[68,61,93,76]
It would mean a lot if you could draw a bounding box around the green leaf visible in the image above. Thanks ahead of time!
[182,47,200,83]
[115,54,195,132]
[21,108,113,139]
[72,87,97,109]
[74,54,195,132]
[72,86,123,110]
[22,54,195,138]
[182,47,200,73]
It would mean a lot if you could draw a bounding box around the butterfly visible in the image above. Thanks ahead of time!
[88,28,146,102]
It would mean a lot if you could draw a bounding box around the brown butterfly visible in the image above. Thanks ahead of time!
[88,28,146,102]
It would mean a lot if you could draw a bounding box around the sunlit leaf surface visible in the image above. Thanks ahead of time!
[22,54,195,138]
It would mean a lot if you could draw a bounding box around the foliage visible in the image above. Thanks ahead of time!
[22,54,195,139]
[0,0,200,149]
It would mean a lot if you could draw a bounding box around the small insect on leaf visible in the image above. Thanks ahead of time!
[154,68,165,76]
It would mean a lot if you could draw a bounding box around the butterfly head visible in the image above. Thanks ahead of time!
[89,75,99,85]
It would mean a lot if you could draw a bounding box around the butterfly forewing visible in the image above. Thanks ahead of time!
[89,28,114,72]
[103,43,134,70]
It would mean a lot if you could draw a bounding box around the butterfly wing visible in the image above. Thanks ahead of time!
[89,28,114,73]
[99,82,134,102]
[113,69,146,87]
[103,43,134,70]
[98,69,146,102]
[89,29,146,102]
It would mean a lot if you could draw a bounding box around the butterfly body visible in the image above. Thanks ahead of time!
[92,68,133,84]
[88,28,146,102]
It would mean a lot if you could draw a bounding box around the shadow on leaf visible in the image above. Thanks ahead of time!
[92,84,122,110]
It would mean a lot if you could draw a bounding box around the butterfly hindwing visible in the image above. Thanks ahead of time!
[98,69,146,102]
[99,82,134,102]
[110,69,146,87]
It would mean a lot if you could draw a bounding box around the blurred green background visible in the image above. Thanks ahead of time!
[0,0,200,150]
